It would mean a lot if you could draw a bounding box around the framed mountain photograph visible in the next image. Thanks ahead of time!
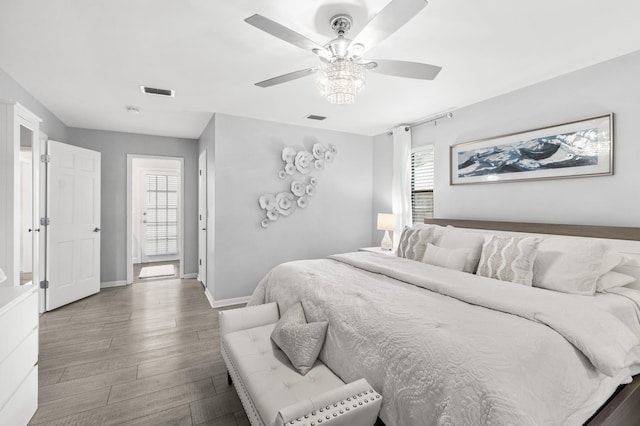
[450,113,613,185]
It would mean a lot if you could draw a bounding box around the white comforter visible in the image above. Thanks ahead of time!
[248,252,640,426]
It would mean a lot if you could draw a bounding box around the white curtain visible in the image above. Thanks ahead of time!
[391,126,412,248]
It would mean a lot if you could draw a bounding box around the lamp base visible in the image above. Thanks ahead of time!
[380,230,393,251]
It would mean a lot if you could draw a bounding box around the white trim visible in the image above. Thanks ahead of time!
[126,154,185,285]
[182,272,197,279]
[212,296,251,309]
[204,287,215,308]
[101,280,127,288]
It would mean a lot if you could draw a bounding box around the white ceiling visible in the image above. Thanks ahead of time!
[1,0,639,139]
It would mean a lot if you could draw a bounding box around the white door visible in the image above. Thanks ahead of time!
[198,151,207,287]
[46,141,101,310]
[140,172,179,263]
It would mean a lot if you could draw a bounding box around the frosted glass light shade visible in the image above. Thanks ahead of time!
[377,213,396,231]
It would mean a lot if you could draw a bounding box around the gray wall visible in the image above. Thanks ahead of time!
[198,115,215,294]
[372,132,393,245]
[209,113,374,301]
[0,67,68,141]
[68,128,199,283]
[374,50,640,228]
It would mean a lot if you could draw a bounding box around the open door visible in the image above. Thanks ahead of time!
[198,150,207,287]
[46,141,101,310]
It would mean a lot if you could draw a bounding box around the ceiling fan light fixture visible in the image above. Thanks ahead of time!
[316,60,366,104]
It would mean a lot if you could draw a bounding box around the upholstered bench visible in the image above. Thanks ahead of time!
[219,303,382,426]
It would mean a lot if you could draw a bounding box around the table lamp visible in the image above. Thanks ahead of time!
[377,213,396,251]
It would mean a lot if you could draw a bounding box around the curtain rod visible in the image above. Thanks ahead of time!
[386,111,454,135]
[399,112,454,130]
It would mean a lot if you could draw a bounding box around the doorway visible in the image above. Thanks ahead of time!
[126,155,185,284]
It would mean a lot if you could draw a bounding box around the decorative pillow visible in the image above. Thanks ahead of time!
[532,237,608,295]
[422,243,469,272]
[596,271,636,292]
[397,225,443,261]
[438,226,486,273]
[270,303,328,375]
[476,236,541,285]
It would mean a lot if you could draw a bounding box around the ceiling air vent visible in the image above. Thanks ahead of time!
[305,114,326,121]
[140,86,175,97]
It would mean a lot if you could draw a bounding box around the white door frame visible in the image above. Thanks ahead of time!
[126,154,185,284]
[198,150,207,287]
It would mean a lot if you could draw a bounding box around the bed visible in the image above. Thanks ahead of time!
[247,219,640,426]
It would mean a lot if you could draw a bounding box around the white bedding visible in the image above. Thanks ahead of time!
[248,252,640,426]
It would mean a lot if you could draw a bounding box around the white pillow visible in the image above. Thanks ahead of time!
[476,235,541,286]
[438,226,486,273]
[532,237,608,295]
[596,271,636,292]
[422,243,469,272]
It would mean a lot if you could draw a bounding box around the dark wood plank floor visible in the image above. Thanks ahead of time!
[32,278,249,426]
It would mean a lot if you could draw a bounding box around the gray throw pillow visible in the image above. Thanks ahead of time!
[271,303,328,375]
[476,235,541,286]
[397,225,442,261]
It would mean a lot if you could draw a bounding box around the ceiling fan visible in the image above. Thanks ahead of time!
[245,0,442,104]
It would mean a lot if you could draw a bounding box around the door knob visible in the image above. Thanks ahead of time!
[93,227,101,232]
[29,228,40,232]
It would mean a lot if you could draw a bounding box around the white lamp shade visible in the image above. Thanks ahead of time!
[377,213,396,231]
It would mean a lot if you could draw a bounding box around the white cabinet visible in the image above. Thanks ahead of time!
[0,285,38,425]
[0,101,41,287]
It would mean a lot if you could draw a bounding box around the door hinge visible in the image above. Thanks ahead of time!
[40,154,51,163]
[199,169,202,176]
[40,280,49,289]
[40,217,50,226]
[199,259,202,266]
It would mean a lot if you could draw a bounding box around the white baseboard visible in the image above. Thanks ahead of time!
[101,280,127,288]
[182,273,197,279]
[212,296,251,309]
[204,287,215,308]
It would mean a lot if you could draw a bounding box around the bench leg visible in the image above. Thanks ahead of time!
[227,371,232,385]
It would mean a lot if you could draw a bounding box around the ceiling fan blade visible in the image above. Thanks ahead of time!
[255,67,319,88]
[245,14,328,54]
[367,59,442,80]
[352,0,428,54]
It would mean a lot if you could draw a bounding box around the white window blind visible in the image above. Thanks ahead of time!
[411,145,434,224]
[145,174,178,256]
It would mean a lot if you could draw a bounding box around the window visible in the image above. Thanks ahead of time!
[411,145,434,224]
[145,174,178,256]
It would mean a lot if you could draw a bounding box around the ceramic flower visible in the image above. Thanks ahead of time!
[308,177,317,186]
[282,147,297,163]
[312,143,326,160]
[267,209,279,221]
[291,181,306,197]
[258,194,276,211]
[314,159,325,171]
[278,170,286,179]
[295,151,314,174]
[328,144,337,154]
[275,192,296,216]
[297,196,308,208]
[306,185,316,197]
[324,151,334,163]
[285,163,296,175]
[261,218,270,228]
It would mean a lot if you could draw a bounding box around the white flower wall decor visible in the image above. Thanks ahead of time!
[259,143,337,228]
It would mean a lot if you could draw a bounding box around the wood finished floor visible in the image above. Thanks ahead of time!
[32,278,249,426]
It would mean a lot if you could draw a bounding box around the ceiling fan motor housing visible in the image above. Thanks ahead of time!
[330,14,352,36]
